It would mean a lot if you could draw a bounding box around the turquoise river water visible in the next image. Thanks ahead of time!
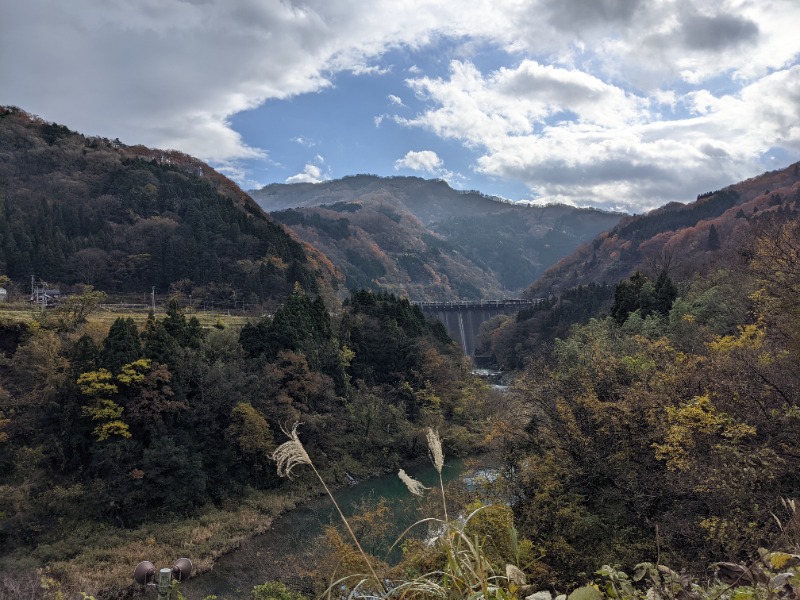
[181,458,472,599]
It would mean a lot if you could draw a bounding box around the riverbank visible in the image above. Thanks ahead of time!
[1,486,312,599]
[2,458,465,598]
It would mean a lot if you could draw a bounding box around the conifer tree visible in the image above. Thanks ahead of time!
[100,317,142,373]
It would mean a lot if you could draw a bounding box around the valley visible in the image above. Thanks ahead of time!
[1,106,799,600]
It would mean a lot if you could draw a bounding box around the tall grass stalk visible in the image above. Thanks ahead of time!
[272,424,386,594]
[391,431,523,599]
[426,428,448,524]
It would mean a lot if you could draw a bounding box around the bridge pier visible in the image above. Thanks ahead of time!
[416,299,536,361]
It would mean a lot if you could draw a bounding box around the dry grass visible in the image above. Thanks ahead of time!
[3,489,302,599]
[0,303,251,330]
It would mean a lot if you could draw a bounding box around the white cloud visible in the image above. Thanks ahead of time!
[400,60,648,146]
[2,0,798,211]
[350,64,392,76]
[394,150,444,173]
[286,163,329,184]
[394,150,466,188]
[292,137,316,147]
[398,58,800,211]
[387,94,405,106]
[0,0,513,166]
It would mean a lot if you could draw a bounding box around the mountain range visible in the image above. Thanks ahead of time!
[250,176,622,301]
[527,161,800,297]
[3,104,799,312]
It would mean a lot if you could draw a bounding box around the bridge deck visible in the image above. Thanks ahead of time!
[414,299,538,310]
[414,298,543,360]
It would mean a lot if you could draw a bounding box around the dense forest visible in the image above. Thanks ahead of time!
[1,104,799,599]
[0,106,338,308]
[0,288,488,596]
[528,161,800,296]
[459,195,800,589]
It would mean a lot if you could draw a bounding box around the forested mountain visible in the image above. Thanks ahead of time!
[527,161,800,297]
[479,163,800,369]
[253,176,622,300]
[0,106,340,307]
[451,165,800,590]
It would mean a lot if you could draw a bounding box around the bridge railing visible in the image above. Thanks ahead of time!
[414,299,541,310]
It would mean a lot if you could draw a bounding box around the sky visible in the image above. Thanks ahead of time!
[1,0,799,213]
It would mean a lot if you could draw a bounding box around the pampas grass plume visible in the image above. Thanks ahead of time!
[426,427,444,474]
[398,469,428,496]
[272,423,311,478]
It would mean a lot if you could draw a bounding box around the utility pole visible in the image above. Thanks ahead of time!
[151,287,156,312]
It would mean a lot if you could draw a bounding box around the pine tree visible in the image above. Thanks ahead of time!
[100,317,142,373]
[707,224,721,250]
[142,313,178,365]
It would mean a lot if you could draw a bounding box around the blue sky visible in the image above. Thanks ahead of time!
[2,0,799,212]
[230,42,534,200]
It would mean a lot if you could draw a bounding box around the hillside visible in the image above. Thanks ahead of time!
[253,176,622,300]
[528,162,800,296]
[0,106,340,307]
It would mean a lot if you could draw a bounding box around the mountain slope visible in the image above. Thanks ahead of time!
[527,162,800,297]
[0,106,340,306]
[253,176,623,300]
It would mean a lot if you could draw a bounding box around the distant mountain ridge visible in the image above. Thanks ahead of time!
[250,176,623,301]
[527,161,800,297]
[252,175,522,224]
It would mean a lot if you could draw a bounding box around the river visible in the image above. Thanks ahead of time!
[181,458,473,599]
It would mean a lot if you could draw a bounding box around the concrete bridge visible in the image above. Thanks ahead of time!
[416,299,537,362]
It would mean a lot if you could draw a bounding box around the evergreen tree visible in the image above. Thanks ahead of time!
[100,317,142,373]
[70,334,99,376]
[707,224,721,250]
[611,271,677,324]
[142,313,178,365]
[653,270,678,316]
[611,272,647,324]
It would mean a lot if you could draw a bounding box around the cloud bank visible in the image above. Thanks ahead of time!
[1,0,798,211]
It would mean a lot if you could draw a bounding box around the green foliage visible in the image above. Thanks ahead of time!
[272,209,351,240]
[226,402,274,469]
[343,248,387,291]
[611,270,676,324]
[481,282,615,369]
[342,290,458,389]
[0,286,484,585]
[100,317,141,373]
[48,285,107,331]
[500,214,800,587]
